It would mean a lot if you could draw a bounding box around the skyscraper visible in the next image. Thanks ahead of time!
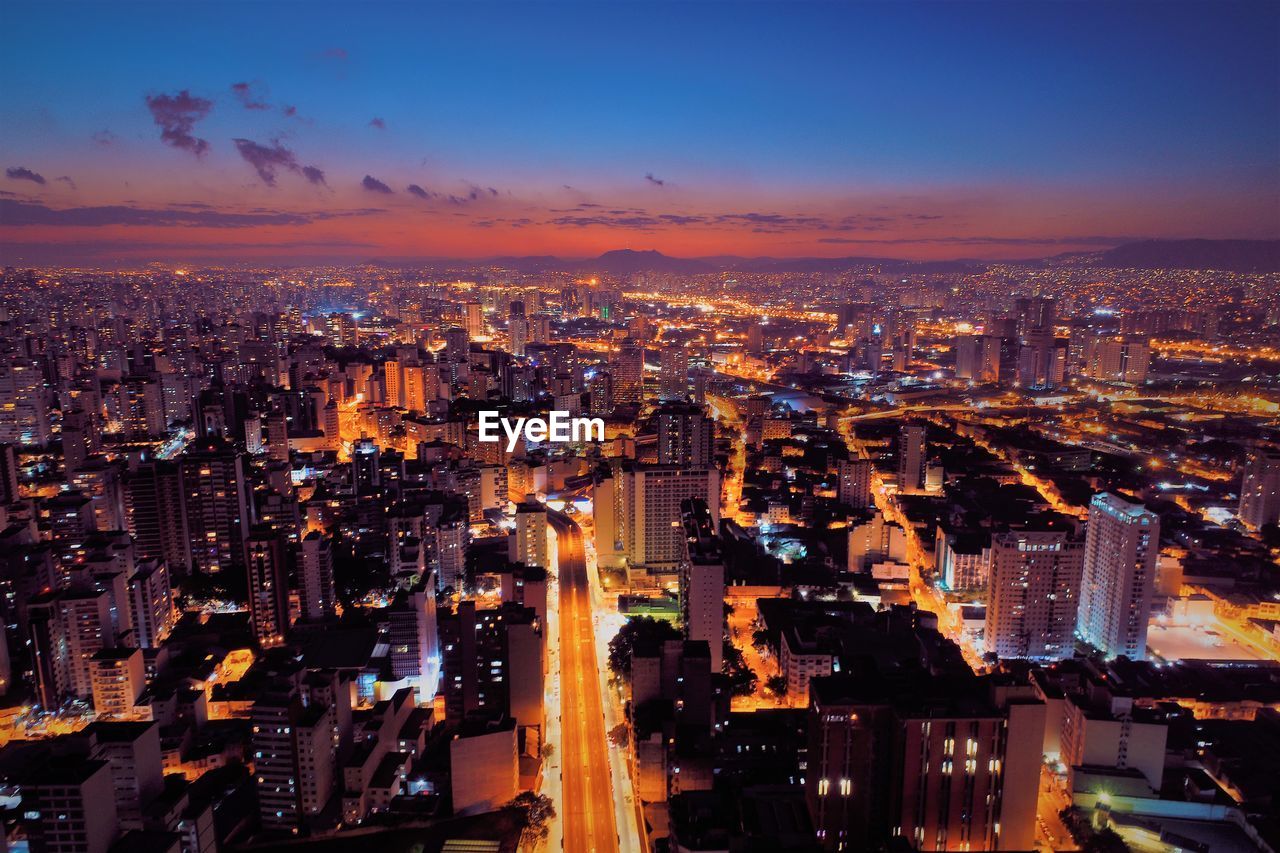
[984,531,1084,661]
[657,343,689,402]
[1238,447,1280,530]
[836,458,873,508]
[512,496,548,568]
[246,527,289,647]
[612,341,645,406]
[897,424,926,494]
[179,440,251,576]
[655,403,714,468]
[1077,493,1160,660]
[679,498,725,672]
[299,531,336,621]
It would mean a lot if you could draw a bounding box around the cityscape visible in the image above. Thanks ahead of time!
[0,2,1279,853]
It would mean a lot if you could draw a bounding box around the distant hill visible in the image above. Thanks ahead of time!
[1091,239,1280,273]
[479,240,1279,276]
[485,249,983,275]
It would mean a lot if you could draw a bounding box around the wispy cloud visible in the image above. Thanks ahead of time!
[230,81,271,110]
[6,167,46,185]
[362,175,394,194]
[232,139,327,188]
[0,198,383,228]
[144,90,213,156]
[644,173,666,187]
[369,117,386,130]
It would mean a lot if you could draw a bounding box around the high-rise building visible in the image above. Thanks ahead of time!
[246,527,290,647]
[984,531,1084,661]
[127,559,173,649]
[24,758,119,853]
[655,403,714,467]
[463,301,485,338]
[388,585,439,703]
[0,350,51,445]
[508,300,527,357]
[89,647,145,717]
[512,496,548,568]
[1084,336,1151,384]
[897,424,926,494]
[588,370,613,415]
[1077,493,1160,660]
[0,441,19,503]
[594,463,721,573]
[1238,447,1280,530]
[611,341,644,405]
[87,721,163,830]
[299,531,336,621]
[657,343,689,402]
[805,673,1040,852]
[179,440,251,576]
[252,683,337,831]
[439,600,542,727]
[679,498,724,672]
[835,458,873,508]
[123,461,189,575]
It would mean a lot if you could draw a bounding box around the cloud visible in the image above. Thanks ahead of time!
[815,235,1133,246]
[233,139,296,186]
[406,184,436,200]
[56,176,76,190]
[230,81,271,110]
[0,197,384,227]
[6,167,46,185]
[92,130,116,147]
[362,175,393,194]
[644,173,666,187]
[282,105,298,117]
[301,165,327,186]
[0,198,383,228]
[369,117,386,130]
[232,138,326,188]
[322,47,349,61]
[144,90,213,156]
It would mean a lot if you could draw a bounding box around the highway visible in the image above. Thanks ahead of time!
[549,511,621,853]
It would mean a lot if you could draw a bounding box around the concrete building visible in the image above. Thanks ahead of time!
[1238,446,1280,530]
[450,716,519,815]
[1077,493,1160,660]
[679,498,725,673]
[984,531,1084,661]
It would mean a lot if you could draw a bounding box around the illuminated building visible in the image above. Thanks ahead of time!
[299,531,336,621]
[246,527,289,647]
[984,531,1084,661]
[658,343,689,401]
[835,458,873,509]
[1238,446,1280,530]
[896,424,926,494]
[1077,493,1159,660]
[179,440,251,576]
[679,498,725,672]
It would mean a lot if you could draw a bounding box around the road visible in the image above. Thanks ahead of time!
[549,512,620,853]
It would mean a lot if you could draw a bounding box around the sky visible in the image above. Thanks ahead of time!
[1,0,1277,266]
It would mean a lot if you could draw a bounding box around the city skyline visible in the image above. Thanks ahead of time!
[2,0,1279,264]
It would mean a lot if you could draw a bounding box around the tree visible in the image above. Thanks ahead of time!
[507,791,555,843]
[1083,829,1130,853]
[723,640,758,696]
[608,723,629,748]
[751,628,770,650]
[765,674,787,697]
[608,616,681,676]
